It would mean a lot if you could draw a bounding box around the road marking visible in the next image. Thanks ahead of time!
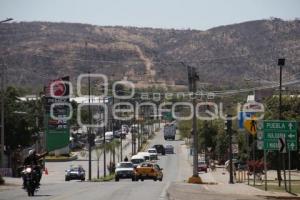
[159,181,170,200]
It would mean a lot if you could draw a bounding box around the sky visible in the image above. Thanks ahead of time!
[0,0,300,30]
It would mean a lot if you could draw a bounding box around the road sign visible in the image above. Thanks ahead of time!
[244,116,257,135]
[263,120,298,151]
[278,137,286,153]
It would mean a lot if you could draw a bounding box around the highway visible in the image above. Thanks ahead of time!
[0,127,192,200]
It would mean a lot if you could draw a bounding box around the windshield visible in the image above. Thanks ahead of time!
[148,150,156,153]
[117,163,133,168]
[131,159,144,164]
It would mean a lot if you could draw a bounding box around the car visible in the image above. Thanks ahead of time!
[65,166,85,181]
[147,148,158,160]
[131,155,145,168]
[198,160,208,173]
[114,130,126,139]
[165,144,174,154]
[152,144,165,155]
[115,162,135,181]
[134,162,163,181]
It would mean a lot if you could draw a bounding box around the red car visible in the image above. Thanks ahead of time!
[198,161,208,173]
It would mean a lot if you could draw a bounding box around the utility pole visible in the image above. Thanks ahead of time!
[0,18,13,168]
[103,125,106,177]
[88,71,92,181]
[187,66,199,178]
[278,58,287,190]
[226,115,234,184]
[1,60,5,167]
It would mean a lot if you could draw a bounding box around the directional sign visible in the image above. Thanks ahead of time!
[278,137,286,153]
[263,120,298,151]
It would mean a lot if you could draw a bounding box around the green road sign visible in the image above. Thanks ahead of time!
[263,120,298,151]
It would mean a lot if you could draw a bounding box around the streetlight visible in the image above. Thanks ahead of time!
[1,18,13,167]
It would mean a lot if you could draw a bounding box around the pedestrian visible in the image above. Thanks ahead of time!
[124,156,128,162]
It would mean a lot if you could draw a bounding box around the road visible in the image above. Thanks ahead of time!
[0,126,191,200]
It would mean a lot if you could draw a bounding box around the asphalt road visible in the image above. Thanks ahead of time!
[0,126,190,200]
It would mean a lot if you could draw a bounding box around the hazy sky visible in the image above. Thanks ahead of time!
[0,0,300,30]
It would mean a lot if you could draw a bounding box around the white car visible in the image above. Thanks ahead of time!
[115,162,135,181]
[147,148,158,160]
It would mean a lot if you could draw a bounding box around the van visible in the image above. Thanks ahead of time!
[131,155,145,167]
[137,152,150,161]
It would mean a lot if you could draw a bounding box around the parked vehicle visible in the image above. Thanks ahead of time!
[21,165,39,196]
[114,130,126,139]
[164,124,176,140]
[165,144,174,154]
[198,160,208,173]
[147,148,158,160]
[134,162,163,181]
[65,166,86,181]
[104,131,114,140]
[131,155,145,168]
[152,144,165,155]
[115,162,135,181]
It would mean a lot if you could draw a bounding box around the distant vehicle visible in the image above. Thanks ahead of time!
[115,162,135,181]
[131,155,145,168]
[134,162,163,181]
[65,166,85,181]
[147,148,158,160]
[165,144,174,154]
[137,152,150,161]
[121,125,129,134]
[104,131,114,140]
[164,124,176,140]
[198,161,208,173]
[114,130,126,139]
[152,144,165,155]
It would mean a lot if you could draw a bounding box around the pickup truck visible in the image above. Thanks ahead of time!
[133,162,163,181]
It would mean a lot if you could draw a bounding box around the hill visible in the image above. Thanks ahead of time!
[0,18,299,91]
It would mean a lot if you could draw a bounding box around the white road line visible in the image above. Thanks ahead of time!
[159,181,170,200]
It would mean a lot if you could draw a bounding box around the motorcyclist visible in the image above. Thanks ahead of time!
[22,149,48,188]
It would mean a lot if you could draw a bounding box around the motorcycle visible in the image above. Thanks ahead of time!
[22,165,39,196]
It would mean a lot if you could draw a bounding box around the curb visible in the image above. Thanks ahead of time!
[45,155,78,162]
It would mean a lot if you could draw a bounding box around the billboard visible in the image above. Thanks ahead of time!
[44,76,70,152]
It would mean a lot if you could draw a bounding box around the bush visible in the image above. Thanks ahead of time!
[247,160,269,173]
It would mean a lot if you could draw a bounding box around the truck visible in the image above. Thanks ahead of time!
[164,123,176,140]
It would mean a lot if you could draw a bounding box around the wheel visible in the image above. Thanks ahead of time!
[65,177,69,181]
[115,176,119,182]
[140,176,144,181]
[81,178,85,181]
[159,177,163,181]
[153,177,157,181]
[132,177,135,182]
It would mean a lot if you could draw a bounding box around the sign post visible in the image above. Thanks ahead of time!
[263,120,298,192]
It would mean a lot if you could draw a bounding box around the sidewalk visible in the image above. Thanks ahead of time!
[167,144,298,199]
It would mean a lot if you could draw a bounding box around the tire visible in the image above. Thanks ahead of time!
[65,177,69,181]
[153,177,157,181]
[115,176,119,182]
[140,176,144,181]
[132,177,135,182]
[159,177,163,181]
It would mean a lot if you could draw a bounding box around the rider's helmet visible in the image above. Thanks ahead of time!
[28,149,36,156]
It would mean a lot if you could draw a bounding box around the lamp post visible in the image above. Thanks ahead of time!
[1,18,13,167]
